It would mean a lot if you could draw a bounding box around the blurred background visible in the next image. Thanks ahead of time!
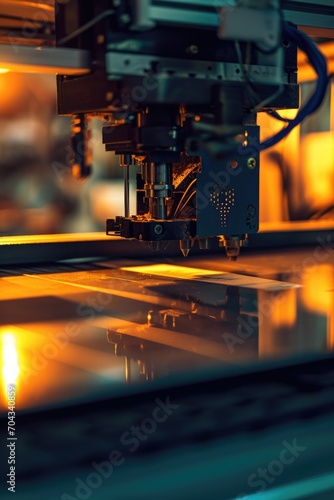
[0,46,333,236]
[259,63,334,225]
[0,71,137,236]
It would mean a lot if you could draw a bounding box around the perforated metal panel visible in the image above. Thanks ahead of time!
[209,188,235,228]
[196,125,260,237]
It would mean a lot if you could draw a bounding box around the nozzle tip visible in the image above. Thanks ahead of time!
[179,238,193,258]
[180,248,190,257]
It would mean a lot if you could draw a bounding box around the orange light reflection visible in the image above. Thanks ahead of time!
[301,265,333,314]
[1,330,20,405]
[271,289,297,328]
[298,41,334,83]
[301,132,334,209]
[301,266,334,351]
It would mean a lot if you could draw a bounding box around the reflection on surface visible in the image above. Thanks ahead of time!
[270,288,297,328]
[1,329,20,404]
[107,331,216,384]
[0,250,333,411]
[301,263,334,352]
[302,264,333,314]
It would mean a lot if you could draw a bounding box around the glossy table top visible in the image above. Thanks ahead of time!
[1,245,333,412]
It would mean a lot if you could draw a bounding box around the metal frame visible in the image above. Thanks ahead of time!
[1,222,334,266]
[0,44,91,74]
[105,51,284,84]
[147,0,334,35]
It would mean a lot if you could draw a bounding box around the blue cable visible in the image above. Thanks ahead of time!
[266,110,293,122]
[260,22,329,151]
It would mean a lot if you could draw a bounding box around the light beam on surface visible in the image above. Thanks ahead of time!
[2,331,19,402]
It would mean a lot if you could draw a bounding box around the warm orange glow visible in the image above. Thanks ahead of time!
[298,41,334,83]
[302,265,333,314]
[0,322,127,410]
[0,68,9,74]
[258,110,300,222]
[1,331,19,401]
[330,297,334,351]
[259,39,334,224]
[301,132,334,209]
[121,264,221,279]
[271,289,297,328]
[331,80,334,132]
[121,264,296,291]
[259,105,334,224]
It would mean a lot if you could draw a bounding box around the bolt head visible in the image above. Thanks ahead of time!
[154,224,163,235]
[247,158,257,169]
[187,45,199,54]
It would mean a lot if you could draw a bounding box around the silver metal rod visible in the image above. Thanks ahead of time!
[148,0,334,34]
[124,166,130,218]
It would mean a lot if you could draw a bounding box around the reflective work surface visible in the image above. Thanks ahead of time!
[0,245,333,412]
[1,246,334,500]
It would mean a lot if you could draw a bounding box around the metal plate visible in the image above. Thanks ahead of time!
[196,126,260,237]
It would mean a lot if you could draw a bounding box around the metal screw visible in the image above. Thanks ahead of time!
[187,45,199,54]
[97,34,105,45]
[154,224,163,235]
[247,157,257,169]
[105,92,114,102]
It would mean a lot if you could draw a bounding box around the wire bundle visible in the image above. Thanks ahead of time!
[261,22,330,150]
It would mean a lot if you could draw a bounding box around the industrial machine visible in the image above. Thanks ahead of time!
[54,0,328,259]
[0,0,329,259]
[0,3,334,500]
